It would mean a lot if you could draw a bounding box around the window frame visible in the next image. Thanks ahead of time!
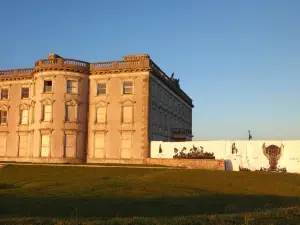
[0,88,9,100]
[40,133,51,157]
[0,110,7,125]
[122,80,134,95]
[66,79,78,94]
[122,105,133,124]
[41,104,52,122]
[97,82,107,95]
[43,80,53,93]
[64,99,78,123]
[21,86,30,99]
[20,109,29,125]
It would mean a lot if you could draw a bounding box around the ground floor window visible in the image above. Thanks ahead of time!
[41,134,50,157]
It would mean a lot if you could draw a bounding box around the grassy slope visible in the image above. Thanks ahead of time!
[0,165,300,224]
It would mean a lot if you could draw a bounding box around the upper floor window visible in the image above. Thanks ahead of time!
[65,105,76,122]
[96,106,106,123]
[66,80,77,93]
[0,110,7,124]
[0,89,8,100]
[122,106,133,123]
[42,104,52,122]
[65,100,78,122]
[123,81,133,94]
[20,109,29,125]
[44,80,52,93]
[21,87,29,99]
[97,83,106,95]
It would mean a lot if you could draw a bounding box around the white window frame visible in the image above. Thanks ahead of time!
[64,131,77,158]
[43,79,53,93]
[94,101,108,124]
[20,109,29,125]
[122,80,134,95]
[97,82,107,95]
[40,130,52,158]
[40,98,54,123]
[64,99,79,123]
[0,88,9,100]
[18,132,29,157]
[0,104,9,125]
[121,100,135,124]
[21,86,30,99]
[66,79,78,94]
[94,131,106,158]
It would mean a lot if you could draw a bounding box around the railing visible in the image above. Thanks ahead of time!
[172,128,192,135]
[35,58,89,71]
[0,68,33,75]
[91,58,149,71]
[92,61,114,68]
[63,59,88,67]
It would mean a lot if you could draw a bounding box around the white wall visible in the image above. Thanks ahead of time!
[150,140,300,173]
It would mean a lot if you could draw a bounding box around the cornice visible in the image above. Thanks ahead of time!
[91,68,150,75]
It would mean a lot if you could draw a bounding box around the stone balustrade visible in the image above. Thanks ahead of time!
[0,68,33,75]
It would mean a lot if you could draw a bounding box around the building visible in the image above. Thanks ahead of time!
[0,53,193,163]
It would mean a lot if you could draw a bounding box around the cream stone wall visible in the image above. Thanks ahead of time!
[87,71,150,161]
[151,140,300,173]
[0,79,34,158]
[0,71,89,163]
[149,73,192,141]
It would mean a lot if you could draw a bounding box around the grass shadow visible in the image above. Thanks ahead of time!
[1,194,300,218]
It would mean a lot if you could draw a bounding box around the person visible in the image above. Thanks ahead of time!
[248,130,252,140]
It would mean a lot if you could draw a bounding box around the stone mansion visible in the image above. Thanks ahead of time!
[0,53,193,163]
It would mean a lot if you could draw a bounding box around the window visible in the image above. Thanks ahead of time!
[41,134,50,157]
[96,106,106,123]
[21,87,29,99]
[121,132,132,149]
[20,109,29,125]
[122,106,133,123]
[0,111,7,124]
[66,80,77,93]
[94,132,105,158]
[97,83,106,95]
[0,135,6,156]
[123,81,133,94]
[1,89,8,100]
[42,105,52,121]
[18,134,28,157]
[44,80,52,93]
[64,134,76,157]
[65,105,76,122]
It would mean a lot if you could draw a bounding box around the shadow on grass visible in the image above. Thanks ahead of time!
[0,183,19,190]
[1,194,300,218]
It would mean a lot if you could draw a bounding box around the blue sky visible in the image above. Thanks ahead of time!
[0,0,299,140]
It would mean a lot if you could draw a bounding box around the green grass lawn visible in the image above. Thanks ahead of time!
[0,165,300,224]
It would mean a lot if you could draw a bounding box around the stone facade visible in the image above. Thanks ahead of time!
[0,53,193,163]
